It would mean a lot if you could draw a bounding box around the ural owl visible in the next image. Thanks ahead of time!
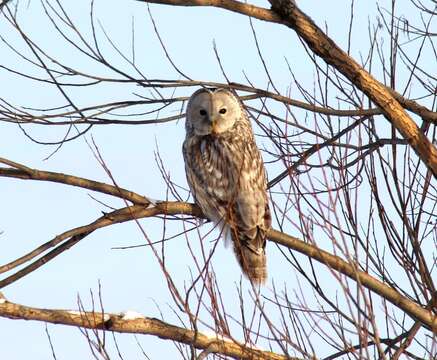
[183,88,271,284]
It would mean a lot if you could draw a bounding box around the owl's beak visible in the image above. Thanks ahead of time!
[210,117,219,135]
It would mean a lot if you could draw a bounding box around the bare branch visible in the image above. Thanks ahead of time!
[0,297,293,360]
[0,157,150,205]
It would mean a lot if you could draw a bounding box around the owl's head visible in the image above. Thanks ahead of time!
[185,88,242,136]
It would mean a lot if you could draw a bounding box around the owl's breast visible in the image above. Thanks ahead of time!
[198,137,236,197]
[183,135,242,219]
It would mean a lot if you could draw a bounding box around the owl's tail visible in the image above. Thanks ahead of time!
[232,228,267,284]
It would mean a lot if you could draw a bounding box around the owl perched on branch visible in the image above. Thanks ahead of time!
[183,88,271,284]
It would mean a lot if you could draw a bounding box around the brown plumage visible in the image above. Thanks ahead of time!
[183,88,271,284]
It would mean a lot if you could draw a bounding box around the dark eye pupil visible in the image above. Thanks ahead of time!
[199,109,207,116]
[219,108,227,114]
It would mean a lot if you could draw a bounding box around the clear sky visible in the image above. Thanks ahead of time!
[0,0,431,359]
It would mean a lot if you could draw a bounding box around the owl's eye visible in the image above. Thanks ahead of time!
[199,109,207,116]
[219,108,227,114]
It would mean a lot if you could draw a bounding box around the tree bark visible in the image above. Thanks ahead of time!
[0,297,293,360]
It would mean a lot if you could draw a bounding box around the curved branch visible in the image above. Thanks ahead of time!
[0,158,149,205]
[0,297,291,360]
[269,229,436,332]
[0,202,201,284]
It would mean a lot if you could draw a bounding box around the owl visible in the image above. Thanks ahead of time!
[183,88,271,284]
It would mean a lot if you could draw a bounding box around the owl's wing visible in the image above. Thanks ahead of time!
[228,150,271,284]
[228,189,270,284]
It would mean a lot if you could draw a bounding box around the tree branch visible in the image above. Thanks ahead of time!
[0,202,201,285]
[1,197,435,331]
[137,0,284,24]
[137,0,437,177]
[0,157,149,205]
[0,159,435,330]
[269,229,436,332]
[0,296,292,360]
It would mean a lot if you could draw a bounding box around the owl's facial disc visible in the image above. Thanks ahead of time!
[189,91,238,136]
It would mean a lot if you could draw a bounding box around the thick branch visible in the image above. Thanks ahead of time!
[269,229,436,332]
[138,0,284,23]
[0,297,291,360]
[267,1,437,177]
